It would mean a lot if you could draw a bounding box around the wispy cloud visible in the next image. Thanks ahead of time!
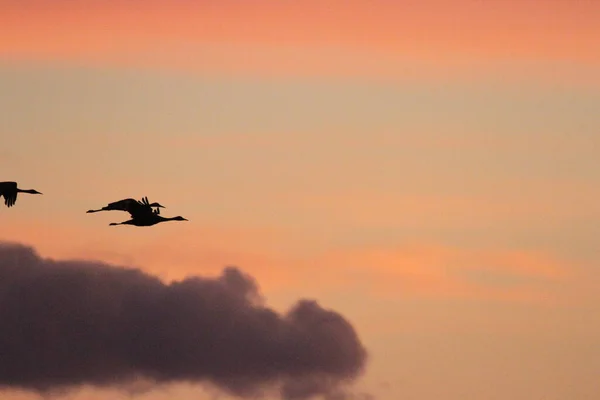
[312,244,571,304]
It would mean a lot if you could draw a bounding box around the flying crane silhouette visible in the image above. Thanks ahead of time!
[0,181,42,208]
[86,197,165,214]
[109,212,188,227]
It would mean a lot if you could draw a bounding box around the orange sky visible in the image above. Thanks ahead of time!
[1,1,599,400]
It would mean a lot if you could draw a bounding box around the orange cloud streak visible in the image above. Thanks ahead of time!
[1,220,573,306]
[314,243,571,303]
[133,221,572,296]
[1,0,598,80]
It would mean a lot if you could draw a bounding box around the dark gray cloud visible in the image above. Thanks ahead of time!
[0,242,368,399]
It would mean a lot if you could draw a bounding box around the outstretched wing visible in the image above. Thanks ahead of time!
[106,198,139,212]
[0,182,18,207]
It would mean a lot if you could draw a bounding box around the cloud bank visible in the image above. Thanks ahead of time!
[0,242,367,399]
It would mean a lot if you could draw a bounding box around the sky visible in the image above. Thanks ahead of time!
[1,1,599,399]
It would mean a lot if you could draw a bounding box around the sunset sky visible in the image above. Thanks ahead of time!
[1,1,599,399]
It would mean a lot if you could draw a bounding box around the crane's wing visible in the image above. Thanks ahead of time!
[127,196,155,218]
[133,197,150,207]
[105,198,138,212]
[0,181,16,194]
[0,182,18,207]
[5,191,17,207]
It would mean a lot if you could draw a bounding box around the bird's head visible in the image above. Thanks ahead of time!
[150,202,165,208]
[173,216,188,221]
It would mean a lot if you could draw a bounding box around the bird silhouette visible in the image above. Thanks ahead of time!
[0,181,42,208]
[87,197,165,214]
[109,210,188,227]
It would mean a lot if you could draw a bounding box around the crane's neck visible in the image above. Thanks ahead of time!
[17,188,39,194]
[159,216,185,222]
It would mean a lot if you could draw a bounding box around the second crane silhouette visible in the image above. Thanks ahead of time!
[0,181,42,208]
[87,196,188,227]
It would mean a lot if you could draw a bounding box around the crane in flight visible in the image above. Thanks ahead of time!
[0,181,42,208]
[86,197,165,214]
[109,212,188,227]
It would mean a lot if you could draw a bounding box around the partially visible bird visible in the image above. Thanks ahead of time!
[86,196,165,215]
[0,181,42,208]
